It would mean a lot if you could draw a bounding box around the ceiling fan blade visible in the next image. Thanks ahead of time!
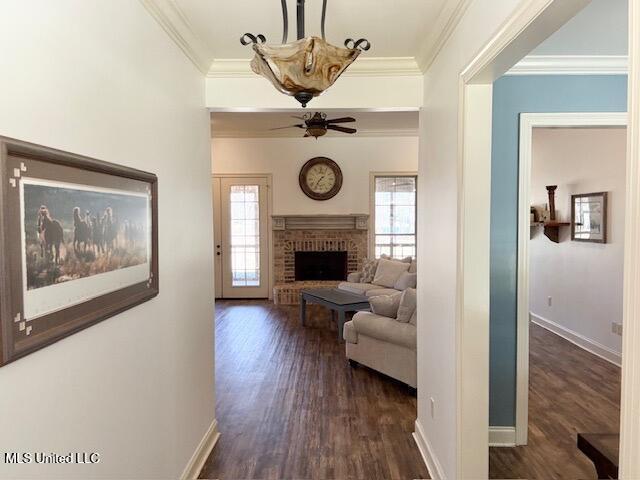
[327,125,357,134]
[325,117,356,124]
[291,115,306,120]
[269,124,305,131]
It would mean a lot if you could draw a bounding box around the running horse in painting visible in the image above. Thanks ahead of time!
[37,206,64,264]
[73,206,92,254]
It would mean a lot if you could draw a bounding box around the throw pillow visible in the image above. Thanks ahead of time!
[394,272,417,290]
[369,293,402,318]
[373,258,410,288]
[360,258,378,283]
[396,288,417,323]
[409,308,417,325]
[409,258,417,274]
[381,254,413,264]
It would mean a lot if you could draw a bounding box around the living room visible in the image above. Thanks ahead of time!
[207,110,422,477]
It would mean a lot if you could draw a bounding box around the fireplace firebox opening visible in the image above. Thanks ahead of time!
[294,251,348,281]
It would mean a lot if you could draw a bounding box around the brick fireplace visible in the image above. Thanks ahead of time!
[272,214,368,305]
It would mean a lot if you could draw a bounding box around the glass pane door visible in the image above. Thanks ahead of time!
[220,177,269,298]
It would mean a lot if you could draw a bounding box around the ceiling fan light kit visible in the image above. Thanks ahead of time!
[270,111,357,138]
[240,0,371,108]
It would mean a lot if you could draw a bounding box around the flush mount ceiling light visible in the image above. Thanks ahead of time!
[240,0,371,108]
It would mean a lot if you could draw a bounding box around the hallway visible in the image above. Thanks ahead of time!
[199,300,428,480]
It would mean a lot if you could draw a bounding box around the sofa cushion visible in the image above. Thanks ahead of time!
[365,288,400,298]
[360,258,378,283]
[394,272,417,290]
[343,320,358,344]
[337,282,378,295]
[396,288,417,323]
[373,258,410,288]
[352,312,416,350]
[408,259,417,273]
[347,271,362,283]
[369,293,402,318]
[381,254,413,264]
[409,308,417,326]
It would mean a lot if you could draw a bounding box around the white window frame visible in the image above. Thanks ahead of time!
[369,171,418,259]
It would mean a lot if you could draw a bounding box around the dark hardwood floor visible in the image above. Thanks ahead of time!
[489,322,621,479]
[199,300,429,480]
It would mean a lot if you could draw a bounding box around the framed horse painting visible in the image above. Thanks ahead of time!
[0,137,158,366]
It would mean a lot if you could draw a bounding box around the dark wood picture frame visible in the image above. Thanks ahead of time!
[571,191,608,244]
[0,137,159,366]
[298,157,343,201]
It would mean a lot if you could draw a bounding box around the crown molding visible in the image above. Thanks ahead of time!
[416,0,473,72]
[140,0,212,74]
[506,55,629,75]
[211,128,419,139]
[207,57,422,78]
[141,0,424,78]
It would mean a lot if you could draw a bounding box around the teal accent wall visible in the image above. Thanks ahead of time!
[490,75,628,426]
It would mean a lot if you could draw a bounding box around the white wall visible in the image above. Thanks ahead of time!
[417,1,527,478]
[0,2,214,479]
[206,76,423,110]
[211,136,418,215]
[530,127,626,358]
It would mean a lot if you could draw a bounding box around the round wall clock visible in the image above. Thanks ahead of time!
[299,157,343,201]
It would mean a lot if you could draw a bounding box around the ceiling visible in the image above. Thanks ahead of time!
[145,0,629,78]
[155,0,467,73]
[532,0,628,55]
[211,111,419,138]
[175,0,448,59]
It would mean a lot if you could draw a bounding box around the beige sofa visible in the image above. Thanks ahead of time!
[337,257,417,298]
[337,271,401,297]
[343,291,417,388]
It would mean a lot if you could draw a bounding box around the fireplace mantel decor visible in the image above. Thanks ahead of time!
[272,214,368,231]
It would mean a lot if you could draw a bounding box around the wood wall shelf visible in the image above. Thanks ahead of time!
[544,222,570,243]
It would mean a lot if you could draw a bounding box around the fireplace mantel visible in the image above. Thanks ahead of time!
[272,214,368,231]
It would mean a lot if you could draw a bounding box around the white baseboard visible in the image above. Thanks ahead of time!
[530,313,622,367]
[489,426,516,447]
[413,419,445,480]
[180,418,220,480]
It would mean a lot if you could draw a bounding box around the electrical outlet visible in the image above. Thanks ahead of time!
[612,323,623,336]
[430,397,436,419]
[547,296,552,307]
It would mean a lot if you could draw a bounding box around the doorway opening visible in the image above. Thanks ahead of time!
[490,114,627,478]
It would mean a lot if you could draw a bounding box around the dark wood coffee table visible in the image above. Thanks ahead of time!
[577,433,619,479]
[300,288,370,341]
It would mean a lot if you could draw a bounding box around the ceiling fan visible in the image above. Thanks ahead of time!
[270,112,357,138]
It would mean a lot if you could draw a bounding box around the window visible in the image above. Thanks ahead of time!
[373,175,417,259]
[229,185,260,286]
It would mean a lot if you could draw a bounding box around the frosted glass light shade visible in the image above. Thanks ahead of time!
[250,36,360,107]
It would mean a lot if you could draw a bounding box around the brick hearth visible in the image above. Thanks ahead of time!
[273,229,368,305]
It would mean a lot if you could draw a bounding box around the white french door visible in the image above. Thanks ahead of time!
[213,176,269,298]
